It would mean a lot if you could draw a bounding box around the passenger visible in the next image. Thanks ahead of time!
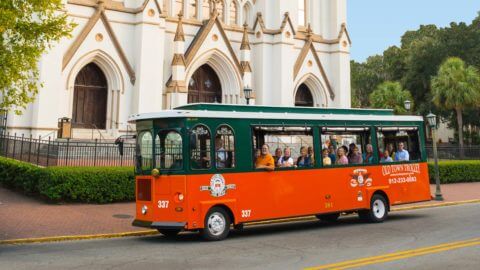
[273,147,283,167]
[336,146,349,165]
[254,148,261,159]
[255,144,275,171]
[296,146,312,167]
[349,146,363,164]
[328,144,336,164]
[387,143,396,160]
[363,144,374,164]
[278,147,294,168]
[347,143,356,160]
[395,142,410,161]
[322,148,332,166]
[322,139,330,150]
[308,146,315,164]
[215,137,226,169]
[380,150,393,163]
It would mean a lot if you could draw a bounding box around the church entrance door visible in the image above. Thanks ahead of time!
[72,63,108,129]
[188,64,222,103]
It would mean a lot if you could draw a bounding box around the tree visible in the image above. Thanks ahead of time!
[369,81,413,114]
[431,57,480,154]
[0,0,73,114]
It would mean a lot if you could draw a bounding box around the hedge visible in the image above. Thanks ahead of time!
[0,157,135,203]
[2,157,480,203]
[428,160,480,184]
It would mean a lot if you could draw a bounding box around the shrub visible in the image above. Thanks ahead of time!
[0,157,47,193]
[39,167,135,203]
[428,160,480,184]
[0,157,135,203]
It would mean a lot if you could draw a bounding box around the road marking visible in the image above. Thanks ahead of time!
[305,237,480,270]
[1,200,479,245]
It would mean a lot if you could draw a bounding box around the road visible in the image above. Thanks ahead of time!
[1,204,479,270]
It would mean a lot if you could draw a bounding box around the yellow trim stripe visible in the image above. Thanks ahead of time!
[305,238,480,270]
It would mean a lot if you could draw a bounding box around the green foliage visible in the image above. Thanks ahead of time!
[351,14,480,135]
[0,157,47,193]
[0,0,74,114]
[0,157,135,203]
[369,81,413,114]
[431,57,480,149]
[428,161,480,184]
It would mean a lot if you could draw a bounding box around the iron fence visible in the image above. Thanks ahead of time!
[426,146,480,160]
[0,133,136,167]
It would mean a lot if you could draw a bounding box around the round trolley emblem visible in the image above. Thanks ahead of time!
[200,174,236,197]
[350,169,373,188]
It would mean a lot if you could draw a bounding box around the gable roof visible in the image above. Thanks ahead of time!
[62,1,136,84]
[293,31,334,99]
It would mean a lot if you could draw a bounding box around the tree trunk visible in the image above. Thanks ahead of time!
[456,107,464,158]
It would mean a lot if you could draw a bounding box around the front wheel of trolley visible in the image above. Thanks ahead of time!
[201,207,231,241]
[158,229,181,238]
[358,194,388,223]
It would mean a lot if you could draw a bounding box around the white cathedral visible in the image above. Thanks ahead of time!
[7,0,351,139]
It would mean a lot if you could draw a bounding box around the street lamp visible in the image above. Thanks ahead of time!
[427,112,444,201]
[404,100,412,112]
[243,86,252,105]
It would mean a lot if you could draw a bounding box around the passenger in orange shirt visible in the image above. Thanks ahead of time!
[255,144,275,171]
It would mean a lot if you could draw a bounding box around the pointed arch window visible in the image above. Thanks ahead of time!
[298,0,306,27]
[229,1,238,25]
[243,3,251,25]
[202,0,210,20]
[188,0,197,19]
[217,0,225,22]
[173,0,183,17]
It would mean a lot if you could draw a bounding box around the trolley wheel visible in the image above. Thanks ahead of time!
[316,213,340,222]
[358,194,388,223]
[201,207,231,241]
[157,229,181,238]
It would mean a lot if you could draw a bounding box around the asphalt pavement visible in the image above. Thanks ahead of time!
[1,203,479,270]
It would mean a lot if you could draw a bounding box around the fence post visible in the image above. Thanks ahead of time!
[12,133,17,159]
[37,135,41,166]
[20,133,24,161]
[65,138,70,166]
[28,134,33,162]
[94,139,98,166]
[46,136,51,166]
[5,132,10,157]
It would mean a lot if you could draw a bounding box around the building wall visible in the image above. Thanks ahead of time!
[6,0,351,139]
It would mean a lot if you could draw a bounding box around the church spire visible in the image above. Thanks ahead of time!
[240,23,251,51]
[167,12,187,94]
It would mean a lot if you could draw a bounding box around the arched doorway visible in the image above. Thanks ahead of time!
[72,63,108,129]
[295,83,314,107]
[188,64,222,103]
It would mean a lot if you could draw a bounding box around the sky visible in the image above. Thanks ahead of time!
[347,0,480,62]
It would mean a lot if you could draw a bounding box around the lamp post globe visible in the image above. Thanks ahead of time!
[243,87,252,105]
[426,112,437,128]
[404,100,412,111]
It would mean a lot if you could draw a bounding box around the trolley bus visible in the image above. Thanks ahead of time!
[130,104,431,241]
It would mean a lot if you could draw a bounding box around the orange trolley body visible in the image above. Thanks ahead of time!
[130,104,431,240]
[134,163,430,231]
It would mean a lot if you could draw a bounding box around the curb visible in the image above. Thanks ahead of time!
[2,199,479,246]
[0,230,157,246]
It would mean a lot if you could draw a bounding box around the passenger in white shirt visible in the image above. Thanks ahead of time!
[278,147,294,168]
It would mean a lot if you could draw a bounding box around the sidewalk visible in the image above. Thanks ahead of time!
[1,183,480,241]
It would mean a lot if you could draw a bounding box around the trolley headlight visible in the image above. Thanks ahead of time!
[141,205,148,215]
[178,193,184,201]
